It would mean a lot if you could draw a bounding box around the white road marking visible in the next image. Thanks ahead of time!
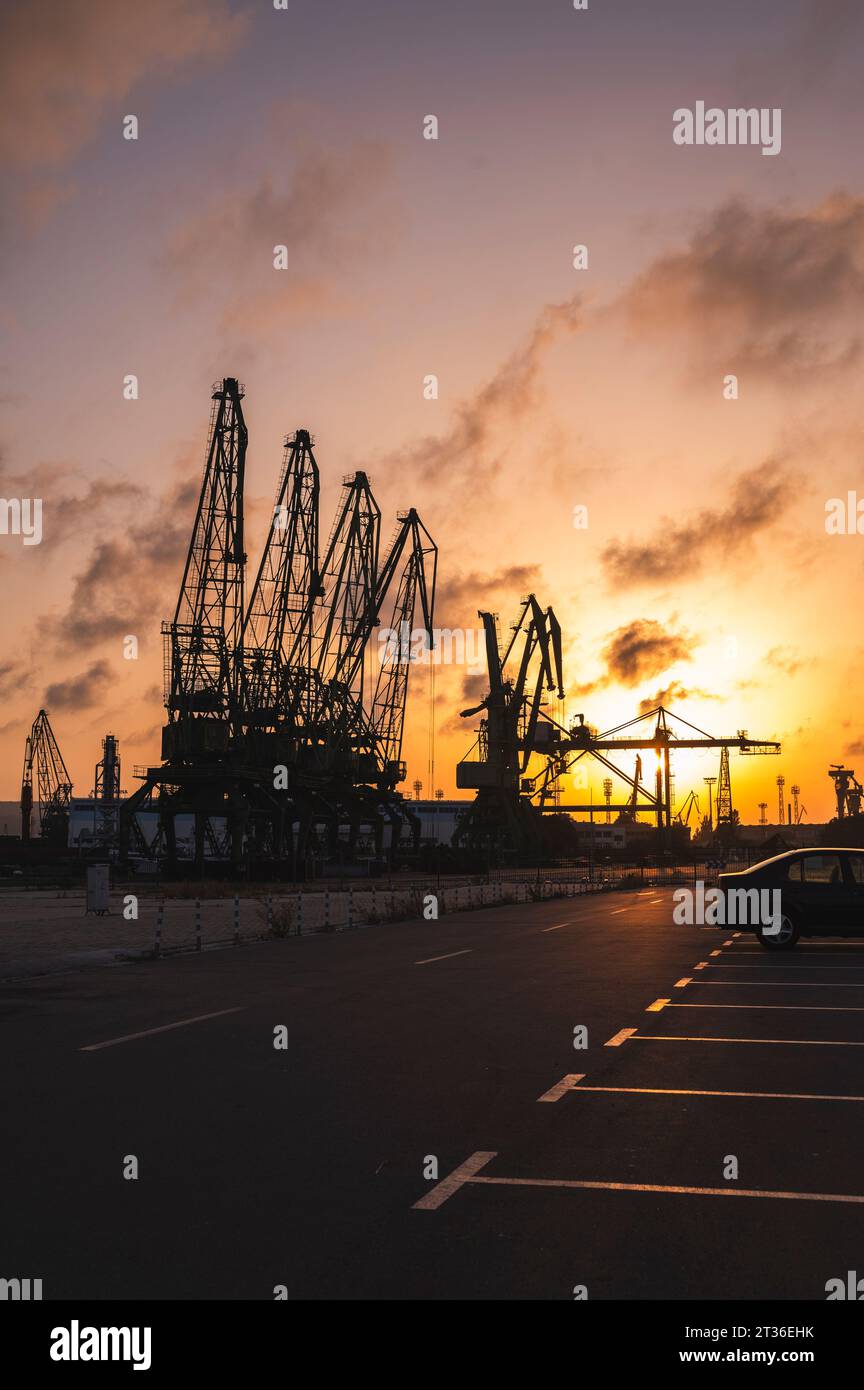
[709,950,721,957]
[645,998,669,1012]
[730,950,864,956]
[604,1027,637,1047]
[674,977,692,988]
[469,1176,864,1205]
[80,1007,243,1052]
[664,1002,864,1013]
[629,1033,864,1048]
[537,1073,586,1102]
[567,1081,864,1103]
[693,961,708,970]
[610,908,629,915]
[415,949,472,965]
[542,922,569,933]
[684,979,864,988]
[722,940,734,946]
[412,1151,497,1209]
[701,963,864,971]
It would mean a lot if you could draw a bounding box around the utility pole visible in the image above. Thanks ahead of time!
[758,802,768,826]
[776,775,785,827]
[603,777,613,824]
[703,776,717,832]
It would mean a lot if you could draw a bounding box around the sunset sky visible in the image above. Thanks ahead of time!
[3,0,864,824]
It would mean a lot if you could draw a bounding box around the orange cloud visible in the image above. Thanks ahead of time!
[618,194,864,379]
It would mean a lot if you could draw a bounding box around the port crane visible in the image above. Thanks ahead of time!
[20,710,73,845]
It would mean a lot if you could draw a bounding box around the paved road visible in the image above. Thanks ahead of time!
[1,890,863,1300]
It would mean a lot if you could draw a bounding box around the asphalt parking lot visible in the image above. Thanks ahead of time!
[1,888,862,1299]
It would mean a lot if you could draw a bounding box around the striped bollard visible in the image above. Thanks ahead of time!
[233,894,240,946]
[154,901,164,959]
[195,898,202,952]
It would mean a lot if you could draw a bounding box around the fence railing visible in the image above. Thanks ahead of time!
[147,877,603,956]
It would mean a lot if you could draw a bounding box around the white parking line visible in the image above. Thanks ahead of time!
[566,1082,864,1103]
[537,1073,586,1102]
[415,1155,864,1208]
[605,1028,637,1046]
[700,963,864,971]
[664,1002,864,1013]
[413,1151,497,1209]
[683,980,864,988]
[730,949,864,955]
[415,949,472,965]
[80,1007,243,1052]
[542,922,569,933]
[629,1033,864,1047]
[470,1176,864,1205]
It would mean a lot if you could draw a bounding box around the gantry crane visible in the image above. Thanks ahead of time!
[530,705,780,834]
[455,607,782,856]
[20,710,73,845]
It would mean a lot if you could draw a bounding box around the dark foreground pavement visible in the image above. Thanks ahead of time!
[1,890,863,1300]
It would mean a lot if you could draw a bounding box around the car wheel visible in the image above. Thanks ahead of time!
[757,913,800,950]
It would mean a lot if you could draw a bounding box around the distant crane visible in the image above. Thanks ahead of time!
[829,765,863,819]
[674,789,701,829]
[20,710,72,845]
[455,593,564,855]
[716,746,736,827]
[93,734,123,846]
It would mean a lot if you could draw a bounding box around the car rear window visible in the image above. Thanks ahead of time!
[847,854,864,884]
[799,854,843,884]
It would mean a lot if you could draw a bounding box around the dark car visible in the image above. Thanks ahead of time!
[718,848,864,950]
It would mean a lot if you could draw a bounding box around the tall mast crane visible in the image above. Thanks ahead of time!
[370,509,437,788]
[163,377,247,757]
[241,428,320,733]
[716,746,735,827]
[306,471,380,705]
[123,379,437,876]
[20,710,73,845]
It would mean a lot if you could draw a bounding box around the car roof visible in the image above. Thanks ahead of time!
[748,847,864,870]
